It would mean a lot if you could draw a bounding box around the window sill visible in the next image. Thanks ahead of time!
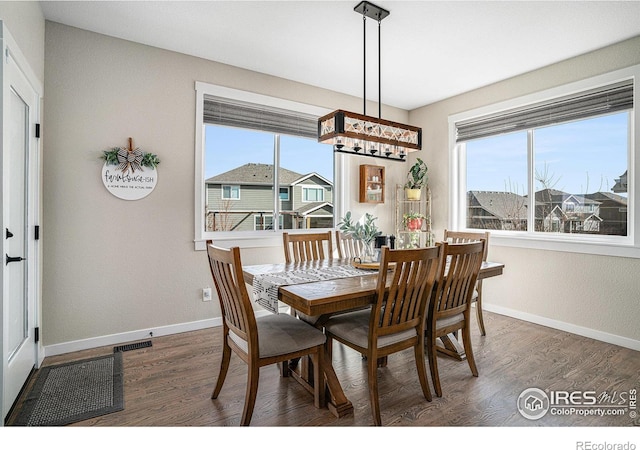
[490,233,640,259]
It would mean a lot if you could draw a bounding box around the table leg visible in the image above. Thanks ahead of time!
[322,350,353,417]
[437,333,466,361]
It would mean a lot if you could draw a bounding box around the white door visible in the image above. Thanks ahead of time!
[2,43,40,420]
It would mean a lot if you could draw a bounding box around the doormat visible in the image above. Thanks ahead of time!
[12,353,124,426]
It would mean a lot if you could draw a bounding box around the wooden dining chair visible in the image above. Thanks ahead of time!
[282,231,333,264]
[426,240,485,397]
[206,242,326,426]
[335,230,364,260]
[443,229,490,335]
[323,245,441,425]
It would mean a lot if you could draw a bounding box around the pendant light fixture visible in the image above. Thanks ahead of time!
[318,1,422,161]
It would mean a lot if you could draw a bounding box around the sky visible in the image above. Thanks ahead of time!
[205,126,334,182]
[465,112,628,196]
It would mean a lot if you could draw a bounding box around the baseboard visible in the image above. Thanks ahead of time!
[483,303,640,351]
[43,317,212,357]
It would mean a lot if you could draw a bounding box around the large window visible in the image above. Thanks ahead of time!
[195,83,336,245]
[450,67,640,257]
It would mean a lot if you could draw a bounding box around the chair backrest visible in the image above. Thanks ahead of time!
[206,242,257,350]
[371,246,442,339]
[443,229,490,261]
[282,231,333,264]
[430,241,485,320]
[335,230,364,260]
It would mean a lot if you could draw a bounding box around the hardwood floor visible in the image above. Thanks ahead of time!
[6,311,640,427]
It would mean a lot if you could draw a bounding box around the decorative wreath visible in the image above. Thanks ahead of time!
[102,138,160,174]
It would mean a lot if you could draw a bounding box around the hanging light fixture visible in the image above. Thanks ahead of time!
[318,1,422,162]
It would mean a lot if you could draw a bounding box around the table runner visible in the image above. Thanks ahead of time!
[253,263,377,314]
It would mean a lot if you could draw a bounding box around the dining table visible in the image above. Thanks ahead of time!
[243,257,504,418]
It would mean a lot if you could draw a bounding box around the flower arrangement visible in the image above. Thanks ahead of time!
[338,211,382,247]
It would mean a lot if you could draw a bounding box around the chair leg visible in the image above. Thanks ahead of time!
[475,287,486,336]
[462,324,479,377]
[427,333,442,397]
[367,352,382,426]
[414,341,432,402]
[240,361,260,426]
[212,338,231,399]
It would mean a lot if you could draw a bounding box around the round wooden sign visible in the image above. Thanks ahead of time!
[102,162,158,200]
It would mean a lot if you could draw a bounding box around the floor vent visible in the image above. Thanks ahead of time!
[113,340,152,353]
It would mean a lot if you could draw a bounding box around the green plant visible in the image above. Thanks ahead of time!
[337,211,381,246]
[102,147,161,169]
[404,157,428,189]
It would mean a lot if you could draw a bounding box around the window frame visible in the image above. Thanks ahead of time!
[448,65,640,258]
[302,186,324,203]
[221,185,240,200]
[194,82,348,250]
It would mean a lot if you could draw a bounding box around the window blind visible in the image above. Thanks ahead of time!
[455,79,634,142]
[203,95,318,139]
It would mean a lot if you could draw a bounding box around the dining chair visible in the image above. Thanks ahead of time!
[206,242,326,426]
[282,231,333,264]
[323,245,441,426]
[335,230,364,260]
[443,229,490,335]
[426,240,485,397]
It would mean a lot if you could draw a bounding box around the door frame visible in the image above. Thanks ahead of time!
[0,21,43,422]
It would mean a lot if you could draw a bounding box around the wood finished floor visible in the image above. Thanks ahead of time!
[6,311,640,427]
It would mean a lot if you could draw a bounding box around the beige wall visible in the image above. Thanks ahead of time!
[410,36,640,347]
[0,1,45,82]
[41,19,640,351]
[42,22,407,348]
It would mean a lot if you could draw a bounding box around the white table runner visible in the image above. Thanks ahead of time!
[253,263,376,314]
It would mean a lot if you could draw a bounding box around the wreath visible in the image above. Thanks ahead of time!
[102,138,160,174]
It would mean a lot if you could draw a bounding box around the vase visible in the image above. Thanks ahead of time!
[406,218,423,231]
[358,240,376,263]
[405,188,421,201]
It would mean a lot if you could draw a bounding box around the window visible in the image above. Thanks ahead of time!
[195,83,339,246]
[222,185,240,200]
[302,186,324,202]
[450,66,640,257]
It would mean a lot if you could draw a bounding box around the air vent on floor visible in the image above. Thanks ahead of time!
[113,340,152,353]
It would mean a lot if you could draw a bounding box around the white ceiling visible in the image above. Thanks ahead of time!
[39,0,640,110]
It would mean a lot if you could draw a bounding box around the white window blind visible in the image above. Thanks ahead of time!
[455,79,634,142]
[203,95,318,139]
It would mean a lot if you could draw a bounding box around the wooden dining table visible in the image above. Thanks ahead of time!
[243,258,504,418]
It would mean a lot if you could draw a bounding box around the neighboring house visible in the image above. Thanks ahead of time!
[535,189,602,233]
[205,163,333,232]
[584,192,628,236]
[468,189,626,235]
[467,191,529,230]
[612,170,628,193]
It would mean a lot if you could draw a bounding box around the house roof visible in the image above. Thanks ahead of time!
[534,189,599,205]
[584,191,628,205]
[468,191,530,220]
[205,163,303,185]
[292,202,333,216]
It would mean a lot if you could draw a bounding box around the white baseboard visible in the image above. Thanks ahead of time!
[45,305,639,358]
[483,303,640,351]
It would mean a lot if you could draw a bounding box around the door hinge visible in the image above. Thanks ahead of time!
[34,225,40,240]
[34,327,40,343]
[35,123,41,138]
